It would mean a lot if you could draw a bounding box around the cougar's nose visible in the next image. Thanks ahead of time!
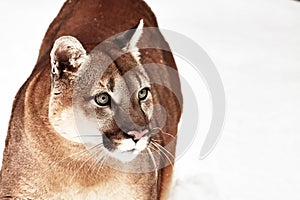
[127,129,149,142]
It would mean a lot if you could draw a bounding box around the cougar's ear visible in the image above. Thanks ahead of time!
[113,19,144,62]
[50,36,87,80]
[121,19,144,63]
[123,19,144,53]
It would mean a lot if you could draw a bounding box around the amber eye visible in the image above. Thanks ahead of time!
[138,88,149,101]
[94,93,111,106]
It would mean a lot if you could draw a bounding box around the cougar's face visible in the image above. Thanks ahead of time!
[73,51,154,162]
[49,23,160,162]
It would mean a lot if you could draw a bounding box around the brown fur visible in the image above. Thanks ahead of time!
[0,0,182,199]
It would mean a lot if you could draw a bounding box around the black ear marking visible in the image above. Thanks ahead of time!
[50,36,87,79]
[51,62,59,80]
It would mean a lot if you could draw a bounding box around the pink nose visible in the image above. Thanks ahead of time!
[127,129,148,140]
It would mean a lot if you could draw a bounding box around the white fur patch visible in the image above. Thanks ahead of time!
[130,51,142,64]
[118,139,136,152]
[135,136,148,151]
[109,136,149,162]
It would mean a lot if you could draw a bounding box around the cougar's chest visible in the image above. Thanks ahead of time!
[46,172,155,200]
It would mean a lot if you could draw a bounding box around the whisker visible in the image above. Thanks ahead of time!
[87,148,106,173]
[152,142,175,160]
[51,144,103,169]
[150,142,174,169]
[39,145,96,183]
[70,145,103,182]
[95,154,108,176]
[69,134,102,140]
[148,145,168,173]
[150,127,176,140]
[151,138,163,143]
[147,147,158,184]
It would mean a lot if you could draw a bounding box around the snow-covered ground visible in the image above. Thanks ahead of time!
[1,0,300,199]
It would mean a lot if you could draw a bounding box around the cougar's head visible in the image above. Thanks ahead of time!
[48,20,162,162]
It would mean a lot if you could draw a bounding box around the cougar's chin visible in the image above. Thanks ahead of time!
[105,136,149,162]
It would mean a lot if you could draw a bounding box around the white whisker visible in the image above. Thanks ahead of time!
[153,142,175,160]
[87,148,106,173]
[70,145,102,182]
[43,143,103,179]
[147,147,158,184]
[69,134,102,140]
[150,127,176,140]
[150,142,174,169]
[95,153,108,176]
[63,144,102,168]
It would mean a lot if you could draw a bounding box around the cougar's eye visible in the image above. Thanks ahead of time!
[138,88,149,101]
[95,93,111,106]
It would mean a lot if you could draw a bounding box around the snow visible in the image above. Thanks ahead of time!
[1,0,300,199]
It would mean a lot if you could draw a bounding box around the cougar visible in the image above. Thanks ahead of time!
[0,0,182,199]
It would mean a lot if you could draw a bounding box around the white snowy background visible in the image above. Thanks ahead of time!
[1,0,300,199]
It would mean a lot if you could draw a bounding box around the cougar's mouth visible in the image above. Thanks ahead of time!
[102,130,150,162]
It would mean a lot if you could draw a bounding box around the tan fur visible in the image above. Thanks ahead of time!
[0,0,182,199]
